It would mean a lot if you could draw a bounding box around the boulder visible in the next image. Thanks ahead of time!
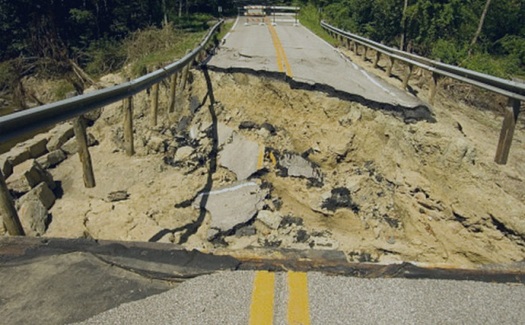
[47,123,74,151]
[23,135,49,158]
[257,210,282,230]
[18,199,49,236]
[5,146,30,166]
[174,146,194,162]
[36,150,67,169]
[0,155,13,178]
[17,182,56,210]
[7,162,55,194]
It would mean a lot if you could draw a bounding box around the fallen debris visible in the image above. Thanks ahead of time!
[321,187,359,213]
[192,181,266,240]
[107,191,130,202]
[278,152,323,186]
[219,134,265,180]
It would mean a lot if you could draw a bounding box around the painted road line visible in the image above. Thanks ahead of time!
[249,271,276,325]
[266,18,293,77]
[287,272,311,325]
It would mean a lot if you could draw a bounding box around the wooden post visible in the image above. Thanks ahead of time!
[123,93,134,156]
[180,50,192,92]
[345,38,351,49]
[168,72,178,113]
[429,72,440,105]
[150,82,159,127]
[495,98,521,165]
[73,116,96,188]
[386,57,395,77]
[0,170,24,236]
[354,42,359,55]
[363,46,369,60]
[402,64,413,89]
[373,51,381,69]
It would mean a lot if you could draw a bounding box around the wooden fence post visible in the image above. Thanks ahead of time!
[0,170,25,236]
[429,72,440,105]
[373,51,381,69]
[386,57,395,77]
[123,91,134,156]
[150,82,159,127]
[354,42,359,55]
[495,98,521,165]
[73,116,96,188]
[363,46,369,60]
[402,64,413,89]
[180,50,192,92]
[168,72,178,113]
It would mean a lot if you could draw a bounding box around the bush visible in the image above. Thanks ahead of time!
[85,39,127,77]
[463,53,520,79]
[431,39,467,65]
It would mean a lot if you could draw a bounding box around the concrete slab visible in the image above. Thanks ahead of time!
[219,134,265,180]
[279,152,323,183]
[192,181,266,239]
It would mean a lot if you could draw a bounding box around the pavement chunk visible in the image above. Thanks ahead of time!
[219,134,265,180]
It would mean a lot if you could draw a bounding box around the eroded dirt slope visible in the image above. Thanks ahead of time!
[42,68,525,268]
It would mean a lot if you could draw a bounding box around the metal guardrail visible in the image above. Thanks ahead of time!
[0,20,224,143]
[0,19,223,236]
[321,20,523,165]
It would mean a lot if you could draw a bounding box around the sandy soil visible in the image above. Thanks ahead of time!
[41,57,525,268]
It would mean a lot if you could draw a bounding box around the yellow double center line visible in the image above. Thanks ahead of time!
[266,19,293,77]
[249,271,311,325]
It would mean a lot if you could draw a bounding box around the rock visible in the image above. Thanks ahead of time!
[192,181,266,240]
[18,182,56,210]
[18,199,49,236]
[235,225,257,237]
[0,155,13,178]
[8,162,55,194]
[339,109,362,126]
[22,135,48,158]
[47,123,74,151]
[5,146,30,166]
[219,134,265,180]
[278,153,323,184]
[175,146,195,162]
[36,150,66,169]
[61,133,97,155]
[189,96,201,114]
[107,191,129,202]
[147,136,167,153]
[257,210,282,230]
[260,123,276,135]
[239,121,259,130]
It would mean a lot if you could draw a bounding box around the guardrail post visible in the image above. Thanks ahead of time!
[363,46,369,61]
[354,42,359,55]
[386,57,395,77]
[168,72,178,113]
[495,98,521,165]
[402,64,413,89]
[74,116,96,188]
[181,50,191,91]
[0,170,25,236]
[373,51,381,68]
[429,72,440,105]
[150,81,159,127]
[345,38,351,50]
[123,88,134,156]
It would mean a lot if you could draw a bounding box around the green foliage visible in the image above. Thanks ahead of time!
[0,60,16,92]
[84,40,127,77]
[431,39,467,65]
[463,53,520,79]
[298,4,337,46]
[53,80,76,100]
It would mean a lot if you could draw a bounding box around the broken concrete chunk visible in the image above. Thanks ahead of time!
[239,121,259,130]
[36,150,66,169]
[47,123,74,151]
[5,146,30,166]
[18,182,56,210]
[23,135,48,158]
[192,181,266,240]
[217,123,234,146]
[257,210,282,230]
[219,134,265,180]
[147,136,167,153]
[174,146,195,162]
[61,133,97,155]
[278,153,323,184]
[7,162,55,194]
[18,199,49,236]
[107,191,129,202]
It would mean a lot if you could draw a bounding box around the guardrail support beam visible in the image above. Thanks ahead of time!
[429,72,440,105]
[123,94,134,156]
[150,82,159,127]
[373,51,381,69]
[495,98,521,165]
[386,57,395,77]
[0,170,25,236]
[363,46,369,61]
[74,116,96,188]
[402,64,413,89]
[168,72,178,113]
[354,42,359,55]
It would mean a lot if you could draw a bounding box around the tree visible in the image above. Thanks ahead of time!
[468,0,492,56]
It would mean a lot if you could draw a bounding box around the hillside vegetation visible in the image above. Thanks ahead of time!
[296,0,525,79]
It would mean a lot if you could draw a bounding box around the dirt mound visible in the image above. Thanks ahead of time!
[42,67,524,268]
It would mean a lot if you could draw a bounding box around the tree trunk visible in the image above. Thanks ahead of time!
[468,0,492,56]
[400,0,409,51]
[179,0,182,17]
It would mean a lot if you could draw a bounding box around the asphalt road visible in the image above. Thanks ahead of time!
[209,16,431,120]
[77,270,525,324]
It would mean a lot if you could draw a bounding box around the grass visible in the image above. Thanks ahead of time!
[298,4,337,46]
[217,20,235,41]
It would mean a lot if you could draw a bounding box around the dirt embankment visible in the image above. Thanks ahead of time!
[8,62,522,268]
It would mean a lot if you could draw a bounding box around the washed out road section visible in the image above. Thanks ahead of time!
[210,17,430,117]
